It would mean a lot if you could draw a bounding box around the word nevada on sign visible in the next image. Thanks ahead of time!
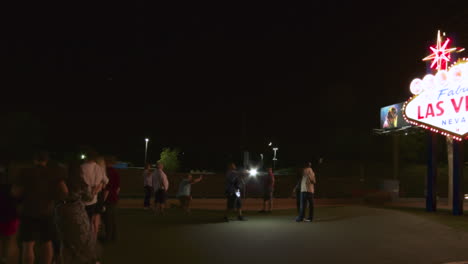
[404,61,468,140]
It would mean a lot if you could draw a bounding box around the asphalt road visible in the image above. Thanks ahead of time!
[102,206,468,264]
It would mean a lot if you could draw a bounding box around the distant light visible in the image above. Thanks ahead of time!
[268,142,272,146]
[465,194,468,200]
[145,138,149,142]
[81,154,86,160]
[249,168,258,177]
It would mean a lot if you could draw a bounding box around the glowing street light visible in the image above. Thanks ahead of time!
[268,142,272,146]
[144,138,149,165]
[80,154,86,160]
[272,147,278,169]
[272,147,278,159]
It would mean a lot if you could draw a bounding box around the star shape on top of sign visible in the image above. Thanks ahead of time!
[422,30,461,71]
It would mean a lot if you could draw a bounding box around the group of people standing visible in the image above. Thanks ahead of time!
[0,150,120,264]
[223,163,277,221]
[142,162,169,214]
[223,162,316,223]
[142,162,203,214]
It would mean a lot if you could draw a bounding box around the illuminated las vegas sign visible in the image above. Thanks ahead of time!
[404,31,467,141]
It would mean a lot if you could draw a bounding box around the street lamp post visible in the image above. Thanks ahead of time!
[272,147,278,169]
[144,138,149,165]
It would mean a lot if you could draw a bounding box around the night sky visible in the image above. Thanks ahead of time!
[2,2,468,169]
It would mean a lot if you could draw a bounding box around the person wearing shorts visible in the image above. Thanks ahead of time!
[81,152,109,242]
[152,162,169,215]
[154,189,167,205]
[12,151,68,264]
[176,174,203,214]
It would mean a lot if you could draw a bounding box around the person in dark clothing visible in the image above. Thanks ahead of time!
[223,163,247,222]
[12,151,69,264]
[142,163,153,209]
[0,184,20,264]
[259,168,275,213]
[102,156,120,243]
[292,167,302,214]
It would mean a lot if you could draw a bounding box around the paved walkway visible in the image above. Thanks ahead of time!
[118,197,362,210]
[119,197,468,211]
[104,205,468,264]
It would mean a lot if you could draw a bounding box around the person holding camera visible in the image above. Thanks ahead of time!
[223,163,247,222]
[176,174,203,214]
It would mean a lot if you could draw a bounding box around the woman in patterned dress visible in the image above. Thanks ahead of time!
[55,160,96,264]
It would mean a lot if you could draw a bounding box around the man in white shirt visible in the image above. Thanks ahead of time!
[295,162,316,222]
[80,152,109,236]
[151,162,169,214]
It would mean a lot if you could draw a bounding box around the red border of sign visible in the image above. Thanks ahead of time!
[402,96,466,141]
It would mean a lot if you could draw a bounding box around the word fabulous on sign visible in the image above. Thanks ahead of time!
[404,62,468,139]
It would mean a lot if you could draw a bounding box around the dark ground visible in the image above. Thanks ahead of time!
[102,206,468,264]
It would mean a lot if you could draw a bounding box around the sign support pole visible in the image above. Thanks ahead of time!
[452,140,464,215]
[392,134,399,180]
[426,132,437,212]
[447,137,454,209]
